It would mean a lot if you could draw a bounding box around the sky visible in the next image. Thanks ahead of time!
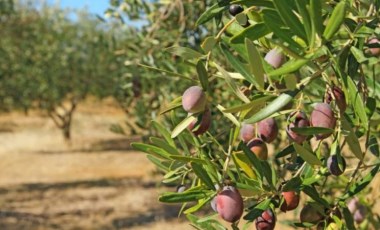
[47,0,109,16]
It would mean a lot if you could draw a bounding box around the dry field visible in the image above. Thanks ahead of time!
[0,98,192,230]
[0,98,377,230]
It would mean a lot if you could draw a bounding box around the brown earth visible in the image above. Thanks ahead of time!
[0,98,192,230]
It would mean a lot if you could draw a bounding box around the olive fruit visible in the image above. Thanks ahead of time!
[327,155,346,176]
[353,205,367,224]
[367,37,380,56]
[264,48,285,69]
[182,86,206,113]
[255,209,276,230]
[258,118,278,143]
[286,111,310,144]
[247,138,268,160]
[216,186,244,223]
[325,86,347,113]
[280,191,300,212]
[229,4,244,16]
[188,108,211,135]
[347,198,367,224]
[240,123,255,143]
[310,103,336,140]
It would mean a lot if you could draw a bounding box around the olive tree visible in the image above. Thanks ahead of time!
[131,0,380,229]
[0,2,121,140]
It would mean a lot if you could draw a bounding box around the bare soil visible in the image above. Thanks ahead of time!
[0,98,192,230]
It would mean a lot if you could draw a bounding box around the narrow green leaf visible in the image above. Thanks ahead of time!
[347,76,368,129]
[201,36,216,53]
[276,145,295,158]
[368,136,379,157]
[159,190,213,203]
[191,162,215,190]
[152,120,175,146]
[273,0,307,42]
[293,143,322,166]
[138,64,195,81]
[235,12,248,26]
[245,38,265,89]
[184,196,214,214]
[220,43,257,85]
[165,46,204,59]
[196,61,209,92]
[150,137,180,155]
[295,0,312,44]
[230,23,270,44]
[262,9,303,54]
[131,142,171,159]
[244,90,299,124]
[291,127,334,136]
[302,186,330,207]
[344,165,380,198]
[222,95,274,113]
[171,115,197,138]
[366,97,376,119]
[233,153,256,179]
[341,116,363,160]
[196,2,227,26]
[310,0,323,36]
[146,155,170,172]
[267,58,309,78]
[243,199,272,220]
[216,104,241,127]
[350,46,367,63]
[323,1,346,40]
[343,207,356,230]
[282,177,303,191]
[159,96,182,115]
[170,155,207,165]
[214,63,250,103]
[239,142,263,180]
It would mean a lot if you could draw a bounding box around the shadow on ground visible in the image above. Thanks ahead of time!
[0,176,187,230]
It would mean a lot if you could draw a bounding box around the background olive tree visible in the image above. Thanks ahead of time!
[0,1,123,140]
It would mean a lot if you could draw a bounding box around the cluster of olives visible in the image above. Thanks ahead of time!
[239,84,347,176]
[180,82,348,229]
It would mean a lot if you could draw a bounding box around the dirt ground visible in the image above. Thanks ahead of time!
[0,98,193,230]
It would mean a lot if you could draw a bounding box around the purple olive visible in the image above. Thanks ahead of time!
[182,86,206,113]
[255,209,276,230]
[286,111,310,144]
[327,155,346,176]
[353,205,367,224]
[264,49,285,69]
[325,86,347,113]
[310,103,336,140]
[258,118,278,143]
[216,186,244,223]
[229,4,244,16]
[240,123,255,143]
[368,38,380,56]
[347,197,359,214]
[188,108,211,135]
